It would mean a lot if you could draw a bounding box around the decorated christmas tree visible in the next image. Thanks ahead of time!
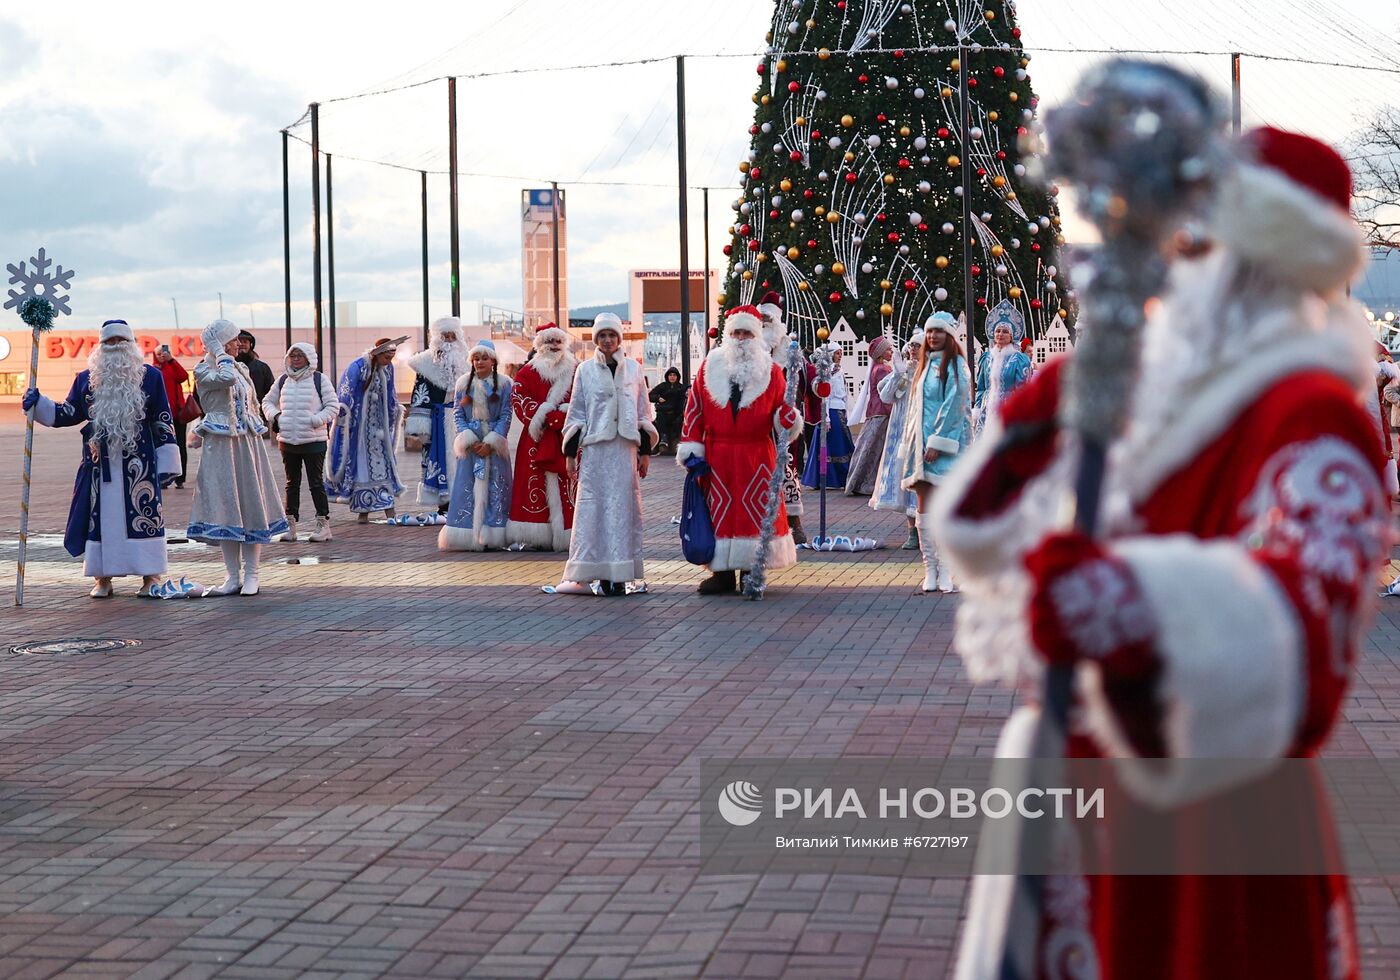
[718,0,1071,348]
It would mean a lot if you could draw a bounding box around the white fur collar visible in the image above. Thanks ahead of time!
[455,371,504,421]
[700,347,773,410]
[408,348,464,392]
[529,351,578,387]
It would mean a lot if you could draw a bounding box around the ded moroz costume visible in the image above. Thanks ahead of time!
[405,316,470,509]
[507,324,577,551]
[326,337,406,519]
[440,339,514,551]
[935,129,1389,980]
[677,305,804,595]
[24,319,180,596]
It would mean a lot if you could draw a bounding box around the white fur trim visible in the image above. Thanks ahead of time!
[724,309,763,339]
[507,519,557,550]
[417,483,448,507]
[34,394,57,427]
[404,414,432,440]
[928,414,1023,581]
[708,533,798,573]
[927,433,960,454]
[1079,536,1303,807]
[407,349,461,393]
[640,418,658,443]
[532,325,569,350]
[1213,163,1367,294]
[484,431,508,457]
[156,442,181,477]
[527,401,555,443]
[453,429,479,459]
[675,441,706,465]
[699,352,776,411]
[506,471,569,551]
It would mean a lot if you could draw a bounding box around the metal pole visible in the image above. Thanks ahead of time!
[326,152,338,382]
[282,129,292,348]
[551,180,562,327]
[171,298,180,329]
[15,327,42,606]
[676,55,692,385]
[1231,53,1242,135]
[958,43,978,347]
[448,77,461,317]
[218,292,223,318]
[310,102,324,359]
[421,170,430,347]
[703,187,712,354]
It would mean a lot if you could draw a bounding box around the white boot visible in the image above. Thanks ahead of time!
[278,520,298,543]
[240,543,262,596]
[308,516,332,542]
[209,542,242,595]
[916,511,940,593]
[938,564,958,594]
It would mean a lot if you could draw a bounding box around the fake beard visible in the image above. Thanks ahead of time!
[436,341,470,384]
[722,338,773,393]
[88,343,147,456]
[531,347,577,384]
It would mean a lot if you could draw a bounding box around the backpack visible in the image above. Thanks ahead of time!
[270,370,327,435]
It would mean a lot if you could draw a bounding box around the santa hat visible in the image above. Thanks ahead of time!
[468,337,498,362]
[100,319,134,343]
[724,305,763,339]
[430,315,463,347]
[202,318,240,353]
[532,322,569,350]
[868,335,893,362]
[757,290,784,321]
[591,312,623,339]
[1213,127,1365,294]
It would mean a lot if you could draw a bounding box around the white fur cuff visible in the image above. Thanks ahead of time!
[34,395,57,427]
[675,441,705,465]
[927,434,960,454]
[404,414,432,440]
[528,402,555,442]
[484,431,508,457]
[453,429,479,459]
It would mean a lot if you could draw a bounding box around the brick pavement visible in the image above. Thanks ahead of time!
[0,421,1396,979]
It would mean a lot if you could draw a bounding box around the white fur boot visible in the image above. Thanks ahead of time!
[917,511,940,593]
[209,542,242,595]
[240,543,262,596]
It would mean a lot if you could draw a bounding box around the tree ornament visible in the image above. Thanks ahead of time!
[841,114,855,127]
[831,261,846,276]
[826,211,840,223]
[935,287,949,301]
[903,279,917,291]
[914,87,925,99]
[879,279,892,290]
[798,280,811,291]
[935,255,949,269]
[828,291,842,303]
[908,211,923,225]
[947,155,961,167]
[780,178,793,192]
[942,222,955,234]
[818,47,831,60]
[883,174,896,185]
[880,302,894,315]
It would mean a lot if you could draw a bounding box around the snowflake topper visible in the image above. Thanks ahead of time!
[7,248,76,322]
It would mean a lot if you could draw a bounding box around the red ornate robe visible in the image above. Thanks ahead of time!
[934,314,1388,979]
[506,359,575,550]
[677,354,805,573]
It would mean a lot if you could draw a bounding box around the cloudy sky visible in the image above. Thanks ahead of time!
[3,0,1398,331]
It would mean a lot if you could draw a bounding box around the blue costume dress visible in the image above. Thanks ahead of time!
[898,354,971,490]
[325,355,405,513]
[869,362,920,515]
[36,366,180,576]
[439,371,514,551]
[973,346,1033,437]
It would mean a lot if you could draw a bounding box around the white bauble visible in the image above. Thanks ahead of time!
[1011,238,1021,248]
[862,262,874,274]
[996,264,1008,276]
[899,245,910,255]
[792,209,805,221]
[954,185,964,197]
[917,180,932,193]
[1028,222,1040,233]
[854,212,868,225]
[814,264,826,275]
[1046,265,1058,278]
[817,170,830,181]
[914,87,926,99]
[828,136,843,149]
[908,211,923,225]
[1014,164,1027,177]
[935,287,948,301]
[855,309,866,320]
[740,202,752,215]
[944,18,956,30]
[851,236,864,247]
[942,222,955,234]
[867,134,882,148]
[970,126,983,140]
[1039,216,1051,228]
[1046,282,1058,292]
[981,211,992,221]
[761,122,773,134]
[787,20,800,33]
[885,76,899,90]
[816,89,827,100]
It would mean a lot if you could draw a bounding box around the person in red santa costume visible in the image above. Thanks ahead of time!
[506,324,577,551]
[677,305,806,595]
[933,128,1392,979]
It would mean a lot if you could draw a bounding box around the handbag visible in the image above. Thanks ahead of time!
[175,389,202,424]
[680,454,716,566]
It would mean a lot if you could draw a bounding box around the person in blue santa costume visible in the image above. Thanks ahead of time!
[23,318,180,597]
[440,338,514,551]
[972,299,1034,439]
[326,336,406,522]
[934,128,1389,980]
[404,316,470,512]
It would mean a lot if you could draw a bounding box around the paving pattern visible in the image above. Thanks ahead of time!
[0,420,1396,979]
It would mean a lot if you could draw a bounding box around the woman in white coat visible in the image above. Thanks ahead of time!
[262,342,340,542]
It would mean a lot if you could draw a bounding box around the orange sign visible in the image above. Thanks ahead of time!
[43,333,207,360]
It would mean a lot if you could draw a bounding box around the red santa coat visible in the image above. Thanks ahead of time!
[934,324,1388,979]
[506,359,576,550]
[677,354,805,573]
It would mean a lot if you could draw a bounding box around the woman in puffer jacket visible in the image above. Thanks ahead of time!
[262,342,340,542]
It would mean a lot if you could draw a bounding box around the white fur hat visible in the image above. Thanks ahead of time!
[99,319,134,343]
[202,319,241,353]
[724,305,763,339]
[591,312,623,339]
[430,316,463,347]
[469,337,499,362]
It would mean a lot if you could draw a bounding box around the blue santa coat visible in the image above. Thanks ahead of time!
[44,367,178,558]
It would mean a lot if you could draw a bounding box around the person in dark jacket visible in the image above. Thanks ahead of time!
[648,367,687,455]
[153,345,190,487]
[236,330,276,414]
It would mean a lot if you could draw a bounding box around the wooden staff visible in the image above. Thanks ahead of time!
[15,298,57,607]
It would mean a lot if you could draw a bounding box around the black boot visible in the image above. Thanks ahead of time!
[602,580,626,596]
[697,570,738,595]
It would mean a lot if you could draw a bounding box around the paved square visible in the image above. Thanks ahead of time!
[0,422,1397,978]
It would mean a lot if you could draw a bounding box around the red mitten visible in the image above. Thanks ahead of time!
[1024,532,1158,681]
[544,410,566,431]
[776,403,801,430]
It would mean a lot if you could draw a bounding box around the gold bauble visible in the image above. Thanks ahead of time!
[935,256,950,269]
[831,261,846,275]
[844,151,856,163]
[991,244,1005,257]
[1009,92,1019,102]
[795,117,807,127]
[1056,235,1067,245]
[899,126,911,137]
[816,326,830,341]
[1008,287,1023,300]
[756,253,767,263]
[815,205,827,216]
[941,86,954,98]
[1006,191,1017,201]
[880,303,894,316]
[984,8,996,19]
[739,161,751,173]
[841,114,855,127]
[761,94,771,105]
[950,58,961,71]
[742,270,754,280]
[805,18,816,28]
[1021,57,1030,68]
[947,154,961,167]
[883,174,896,185]
[776,59,788,72]
[780,178,793,191]
[818,47,832,61]
[787,246,801,259]
[717,294,726,306]
[752,94,760,105]
[826,211,841,223]
[992,175,1007,188]
[880,279,893,290]
[798,280,811,292]
[1059,308,1069,319]
[989,110,1000,122]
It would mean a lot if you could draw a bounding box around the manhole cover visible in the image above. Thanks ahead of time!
[9,638,143,656]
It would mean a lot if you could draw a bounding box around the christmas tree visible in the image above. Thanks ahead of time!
[718,0,1071,348]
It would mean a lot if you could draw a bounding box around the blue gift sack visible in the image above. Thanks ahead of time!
[680,454,716,566]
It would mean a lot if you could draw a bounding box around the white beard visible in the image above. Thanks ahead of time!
[87,344,147,456]
[531,348,578,386]
[436,341,470,386]
[703,338,772,409]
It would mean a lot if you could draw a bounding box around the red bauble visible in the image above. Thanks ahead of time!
[1031,299,1043,309]
[708,326,720,338]
[722,244,733,256]
[757,64,766,75]
[993,66,1006,78]
[739,223,752,235]
[749,124,759,135]
[1012,27,1022,38]
[811,129,822,139]
[858,74,869,84]
[789,151,803,162]
[886,232,900,243]
[769,210,780,219]
[803,189,815,199]
[876,112,888,123]
[937,126,950,139]
[898,158,911,169]
[845,173,858,184]
[967,77,978,88]
[747,239,760,251]
[814,380,832,398]
[877,212,887,222]
[918,223,929,232]
[977,167,988,177]
[903,279,917,291]
[996,150,1007,160]
[836,0,845,7]
[1017,127,1028,137]
[807,239,818,248]
[894,49,905,58]
[976,296,988,307]
[788,80,801,92]
[1031,243,1042,252]
[971,264,982,276]
[750,167,762,179]
[829,291,843,303]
